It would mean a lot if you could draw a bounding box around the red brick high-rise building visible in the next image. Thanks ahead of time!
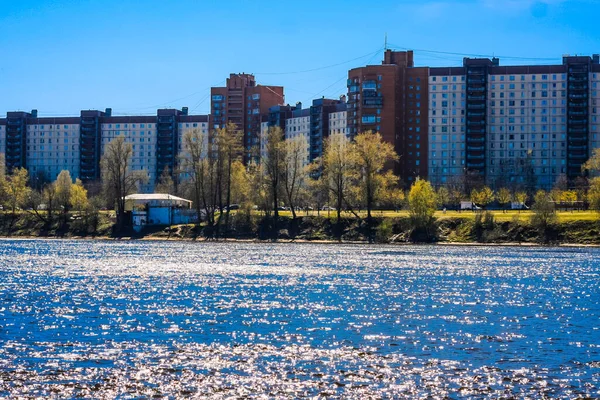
[211,74,284,162]
[347,50,429,184]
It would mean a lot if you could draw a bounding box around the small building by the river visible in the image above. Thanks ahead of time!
[124,194,194,231]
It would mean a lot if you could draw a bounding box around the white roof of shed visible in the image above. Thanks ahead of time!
[124,194,192,203]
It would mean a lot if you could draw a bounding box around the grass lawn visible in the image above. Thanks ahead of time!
[272,209,600,222]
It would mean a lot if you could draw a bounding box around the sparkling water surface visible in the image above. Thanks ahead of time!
[1,239,599,398]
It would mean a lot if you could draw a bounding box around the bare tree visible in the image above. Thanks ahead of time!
[282,136,308,219]
[216,122,243,228]
[182,127,217,228]
[155,166,175,194]
[101,136,148,229]
[352,131,399,224]
[263,126,286,219]
[323,133,356,223]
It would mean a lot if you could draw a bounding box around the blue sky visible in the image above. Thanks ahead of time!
[1,0,598,117]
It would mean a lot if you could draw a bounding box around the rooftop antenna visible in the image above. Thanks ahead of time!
[384,33,388,51]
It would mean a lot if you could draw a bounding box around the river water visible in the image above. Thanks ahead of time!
[0,240,599,398]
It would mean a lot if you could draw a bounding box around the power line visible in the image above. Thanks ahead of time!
[387,43,561,62]
[254,48,384,75]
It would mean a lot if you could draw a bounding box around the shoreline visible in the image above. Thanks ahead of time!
[1,235,599,248]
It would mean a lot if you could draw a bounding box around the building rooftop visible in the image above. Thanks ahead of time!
[124,194,192,203]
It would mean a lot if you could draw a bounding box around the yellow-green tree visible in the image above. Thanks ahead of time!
[2,167,31,219]
[471,186,495,210]
[352,131,399,223]
[588,177,600,214]
[408,179,437,229]
[583,148,600,174]
[515,191,528,213]
[70,179,89,212]
[55,170,73,220]
[531,190,556,239]
[560,190,578,203]
[436,187,450,208]
[497,188,512,213]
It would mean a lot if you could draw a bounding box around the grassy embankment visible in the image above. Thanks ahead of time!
[0,209,599,245]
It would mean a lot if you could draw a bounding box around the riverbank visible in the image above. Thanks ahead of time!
[1,211,599,245]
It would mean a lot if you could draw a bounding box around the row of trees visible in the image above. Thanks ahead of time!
[2,126,600,236]
[0,167,91,225]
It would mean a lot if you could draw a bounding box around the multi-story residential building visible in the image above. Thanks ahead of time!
[0,108,208,192]
[427,54,600,190]
[328,103,348,137]
[211,73,284,163]
[348,49,600,189]
[348,50,429,183]
[309,98,346,162]
[263,98,347,164]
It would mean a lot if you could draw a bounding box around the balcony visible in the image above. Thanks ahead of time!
[468,104,486,110]
[568,145,588,150]
[568,102,588,108]
[363,98,383,107]
[467,146,485,151]
[467,128,486,134]
[468,87,486,92]
[7,120,23,126]
[568,85,588,91]
[467,69,486,75]
[568,76,587,82]
[467,95,485,101]
[467,120,485,126]
[468,155,485,160]
[569,127,588,133]
[569,111,587,116]
[467,137,485,143]
[468,111,486,117]
[467,162,485,168]
[569,153,587,159]
[569,94,587,99]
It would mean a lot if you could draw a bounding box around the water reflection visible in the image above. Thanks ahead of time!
[1,240,599,397]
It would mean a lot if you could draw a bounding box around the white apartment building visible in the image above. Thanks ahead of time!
[26,121,81,183]
[428,74,467,186]
[329,110,348,136]
[428,55,600,190]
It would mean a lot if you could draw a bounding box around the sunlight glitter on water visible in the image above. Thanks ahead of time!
[1,240,599,398]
